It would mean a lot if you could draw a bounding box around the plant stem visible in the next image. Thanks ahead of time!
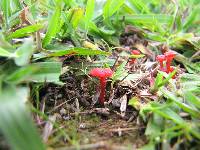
[99,78,106,104]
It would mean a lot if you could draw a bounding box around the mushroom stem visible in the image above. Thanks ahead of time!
[159,61,164,71]
[99,78,106,104]
[166,58,173,73]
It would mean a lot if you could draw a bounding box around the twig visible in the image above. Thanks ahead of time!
[56,142,105,150]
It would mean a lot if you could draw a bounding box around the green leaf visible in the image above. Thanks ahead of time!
[153,107,185,125]
[161,88,200,118]
[184,91,200,109]
[5,65,39,84]
[0,47,14,57]
[183,8,198,31]
[124,14,173,24]
[128,96,141,110]
[84,0,95,30]
[126,0,150,14]
[14,38,34,66]
[1,0,11,28]
[7,24,43,39]
[103,0,125,19]
[0,87,45,150]
[29,62,62,82]
[42,1,62,47]
[112,61,128,82]
[145,114,163,137]
[48,47,111,57]
[71,8,84,29]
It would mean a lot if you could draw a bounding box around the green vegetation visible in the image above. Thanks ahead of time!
[0,0,199,149]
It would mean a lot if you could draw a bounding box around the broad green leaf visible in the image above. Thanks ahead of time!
[42,1,62,47]
[0,87,45,150]
[7,24,43,39]
[0,47,13,57]
[5,65,39,84]
[29,62,62,82]
[48,47,111,57]
[14,38,34,66]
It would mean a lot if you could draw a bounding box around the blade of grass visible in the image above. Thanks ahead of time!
[48,47,111,57]
[7,24,43,39]
[42,0,62,47]
[84,0,95,30]
[161,88,200,118]
[0,87,45,150]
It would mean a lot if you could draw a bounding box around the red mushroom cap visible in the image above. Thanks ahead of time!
[131,50,141,55]
[164,51,176,60]
[156,55,165,62]
[90,68,113,78]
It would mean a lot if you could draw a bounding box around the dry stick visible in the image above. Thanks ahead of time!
[109,127,145,132]
[56,141,129,150]
[56,142,105,150]
[48,100,70,114]
[111,55,120,71]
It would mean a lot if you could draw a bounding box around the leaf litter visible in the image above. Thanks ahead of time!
[33,27,187,149]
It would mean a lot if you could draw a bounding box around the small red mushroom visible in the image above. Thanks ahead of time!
[164,51,176,73]
[156,55,165,71]
[129,50,141,64]
[90,68,113,104]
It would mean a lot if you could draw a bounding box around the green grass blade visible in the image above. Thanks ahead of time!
[48,47,111,57]
[1,0,11,28]
[161,88,200,118]
[124,14,173,24]
[7,24,43,39]
[184,91,200,109]
[0,87,45,150]
[42,1,62,47]
[103,0,125,26]
[84,0,95,30]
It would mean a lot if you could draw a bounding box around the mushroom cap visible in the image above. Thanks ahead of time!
[156,55,165,61]
[131,50,141,55]
[90,68,113,78]
[164,51,176,59]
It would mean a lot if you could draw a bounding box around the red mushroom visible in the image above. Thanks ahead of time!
[129,50,141,64]
[90,68,113,104]
[164,51,176,73]
[156,55,165,71]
